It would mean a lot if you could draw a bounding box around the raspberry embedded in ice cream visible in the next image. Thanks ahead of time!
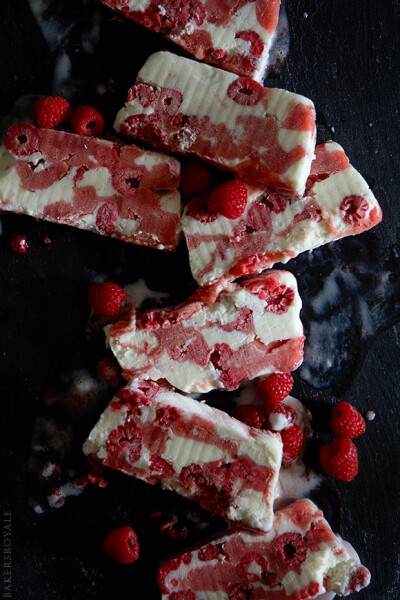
[114,52,316,195]
[0,124,182,251]
[105,270,304,393]
[97,0,281,80]
[182,141,383,287]
[83,381,283,531]
[158,498,371,599]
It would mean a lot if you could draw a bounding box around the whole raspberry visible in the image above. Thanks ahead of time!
[330,402,366,438]
[102,526,140,564]
[7,234,28,254]
[233,404,266,429]
[257,373,293,406]
[281,424,304,464]
[97,357,120,386]
[207,181,248,219]
[32,96,71,129]
[70,105,104,136]
[4,123,38,156]
[319,438,359,482]
[181,158,214,199]
[88,282,127,319]
[264,402,297,432]
[271,532,307,569]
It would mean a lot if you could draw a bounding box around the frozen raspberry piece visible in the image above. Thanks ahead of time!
[330,401,366,438]
[319,438,359,482]
[181,158,214,199]
[258,372,293,405]
[97,357,120,386]
[102,526,140,564]
[281,424,304,464]
[4,123,39,156]
[88,282,127,320]
[95,201,118,234]
[233,405,266,429]
[227,78,263,106]
[187,195,218,223]
[70,105,104,136]
[264,402,297,432]
[32,96,71,129]
[340,194,370,225]
[157,498,371,599]
[207,181,247,219]
[6,234,28,254]
[83,381,283,531]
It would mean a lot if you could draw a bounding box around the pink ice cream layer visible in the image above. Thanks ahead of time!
[83,380,282,531]
[158,498,371,599]
[0,123,182,251]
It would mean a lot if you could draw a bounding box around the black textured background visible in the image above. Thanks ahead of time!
[1,1,400,599]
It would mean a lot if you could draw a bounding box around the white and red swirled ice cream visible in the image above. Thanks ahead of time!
[182,141,383,286]
[114,51,316,195]
[97,0,281,80]
[105,270,304,393]
[83,380,283,531]
[158,498,371,599]
[0,123,182,251]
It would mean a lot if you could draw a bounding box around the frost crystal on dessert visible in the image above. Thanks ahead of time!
[158,499,371,599]
[106,270,304,393]
[0,123,182,251]
[97,0,281,80]
[114,52,316,195]
[83,381,283,530]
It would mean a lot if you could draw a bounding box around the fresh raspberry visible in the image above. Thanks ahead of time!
[227,77,264,106]
[233,404,266,429]
[32,96,71,129]
[4,123,39,156]
[264,402,297,432]
[187,194,218,223]
[258,373,294,406]
[319,438,359,482]
[281,424,304,464]
[340,195,369,225]
[272,532,307,569]
[87,282,126,319]
[228,583,253,600]
[70,105,104,136]
[330,402,366,439]
[181,158,214,199]
[102,526,140,564]
[97,357,120,386]
[6,234,28,254]
[207,181,248,219]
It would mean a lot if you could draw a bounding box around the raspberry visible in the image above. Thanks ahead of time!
[181,158,214,199]
[102,526,140,564]
[319,438,359,482]
[330,402,366,438]
[179,464,206,490]
[257,373,293,406]
[281,424,304,464]
[187,194,218,223]
[112,167,144,197]
[340,195,369,225]
[97,357,120,386]
[227,78,263,106]
[233,405,266,429]
[70,105,104,136]
[271,532,307,569]
[198,544,220,561]
[96,201,118,234]
[32,96,71,129]
[264,403,297,432]
[236,30,264,58]
[87,282,126,319]
[106,423,142,463]
[228,583,253,600]
[4,123,39,156]
[207,181,248,219]
[155,406,180,427]
[6,234,28,254]
[150,455,174,477]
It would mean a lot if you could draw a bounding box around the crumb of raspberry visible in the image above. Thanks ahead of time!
[207,180,248,219]
[281,424,304,464]
[4,123,39,156]
[32,96,71,129]
[181,158,214,199]
[198,544,220,561]
[233,404,266,429]
[264,402,297,432]
[272,532,307,569]
[97,357,120,386]
[227,78,263,106]
[70,105,104,136]
[257,372,293,406]
[319,438,358,482]
[88,281,127,319]
[330,402,366,438]
[102,526,140,564]
[7,234,28,254]
[187,194,218,223]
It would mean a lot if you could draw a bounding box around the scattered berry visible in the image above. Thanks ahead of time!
[233,404,266,429]
[207,180,248,219]
[88,282,126,320]
[97,357,120,386]
[7,234,28,254]
[102,526,140,564]
[319,438,358,482]
[32,96,71,129]
[330,402,366,438]
[264,402,297,432]
[257,373,293,406]
[281,424,304,464]
[181,158,214,199]
[70,105,104,136]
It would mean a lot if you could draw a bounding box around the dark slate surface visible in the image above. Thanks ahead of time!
[1,1,400,598]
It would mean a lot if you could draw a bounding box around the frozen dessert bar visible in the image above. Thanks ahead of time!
[97,0,281,80]
[114,52,316,195]
[182,141,383,286]
[106,270,304,393]
[0,123,182,251]
[83,380,283,530]
[158,498,371,599]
